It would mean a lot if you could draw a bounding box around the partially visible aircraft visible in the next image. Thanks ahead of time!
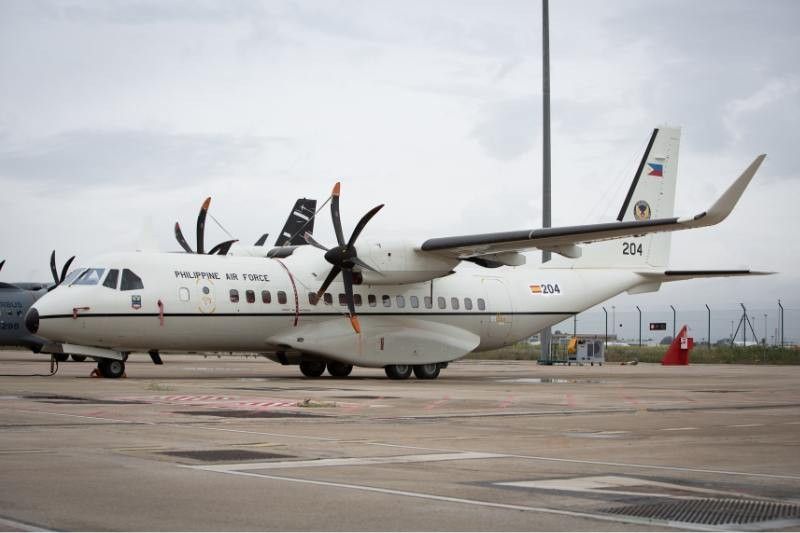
[0,252,80,360]
[27,127,771,379]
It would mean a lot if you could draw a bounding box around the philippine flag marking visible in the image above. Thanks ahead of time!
[647,163,663,177]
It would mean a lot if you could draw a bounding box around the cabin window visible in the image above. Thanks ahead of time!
[323,293,333,305]
[396,295,405,308]
[178,287,190,302]
[120,269,144,291]
[437,296,446,309]
[477,298,486,311]
[62,269,86,286]
[382,295,391,308]
[308,293,318,305]
[410,295,419,308]
[246,290,255,304]
[262,290,271,304]
[354,294,363,307]
[103,269,119,289]
[451,297,460,310]
[278,291,287,305]
[229,289,239,303]
[464,298,473,311]
[73,268,105,286]
[338,293,347,306]
[424,296,433,309]
[368,294,377,307]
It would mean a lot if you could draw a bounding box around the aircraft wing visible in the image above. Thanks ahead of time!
[420,155,765,260]
[637,269,774,282]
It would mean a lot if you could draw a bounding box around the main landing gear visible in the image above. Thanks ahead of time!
[299,360,354,378]
[385,364,441,380]
[95,358,126,379]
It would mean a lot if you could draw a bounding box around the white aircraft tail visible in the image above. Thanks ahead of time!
[560,126,681,270]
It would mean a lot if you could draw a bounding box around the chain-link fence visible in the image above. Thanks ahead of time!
[550,305,799,347]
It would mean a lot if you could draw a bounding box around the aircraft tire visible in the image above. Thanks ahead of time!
[384,364,412,380]
[299,360,326,377]
[98,359,125,379]
[53,353,69,362]
[70,354,87,362]
[327,361,353,377]
[412,364,440,380]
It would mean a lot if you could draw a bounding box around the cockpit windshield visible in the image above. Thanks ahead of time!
[62,268,86,286]
[71,268,106,286]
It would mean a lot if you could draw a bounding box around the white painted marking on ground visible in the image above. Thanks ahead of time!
[496,475,748,499]
[10,408,149,425]
[192,452,505,472]
[0,515,52,532]
[660,427,698,431]
[729,423,764,428]
[194,469,719,531]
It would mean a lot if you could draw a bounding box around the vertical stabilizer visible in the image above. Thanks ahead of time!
[561,126,681,269]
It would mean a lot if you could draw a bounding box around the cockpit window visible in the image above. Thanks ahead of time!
[62,268,86,286]
[103,269,119,289]
[120,269,144,291]
[72,268,106,286]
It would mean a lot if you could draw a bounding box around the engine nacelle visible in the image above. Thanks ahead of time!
[358,239,459,285]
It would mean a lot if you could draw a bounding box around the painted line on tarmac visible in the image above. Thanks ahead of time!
[10,408,151,425]
[0,515,52,532]
[193,468,719,531]
[191,452,505,472]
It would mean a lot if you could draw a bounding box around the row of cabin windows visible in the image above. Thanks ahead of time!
[229,289,485,311]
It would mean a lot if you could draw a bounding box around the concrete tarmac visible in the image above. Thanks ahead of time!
[1,351,799,531]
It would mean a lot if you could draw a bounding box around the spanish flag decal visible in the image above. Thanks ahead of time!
[529,284,542,294]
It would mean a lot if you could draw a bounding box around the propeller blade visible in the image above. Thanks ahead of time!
[60,256,75,283]
[341,268,357,318]
[347,204,384,248]
[0,259,5,274]
[330,182,345,246]
[174,222,193,253]
[196,197,211,255]
[304,232,330,252]
[314,266,341,301]
[208,239,238,256]
[352,256,379,274]
[49,251,59,285]
[254,233,269,246]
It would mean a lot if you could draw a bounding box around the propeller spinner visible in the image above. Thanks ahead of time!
[306,182,383,334]
[174,197,238,256]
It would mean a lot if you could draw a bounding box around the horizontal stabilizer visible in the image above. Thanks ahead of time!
[638,269,774,282]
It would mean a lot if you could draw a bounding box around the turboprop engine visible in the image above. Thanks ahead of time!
[356,239,459,285]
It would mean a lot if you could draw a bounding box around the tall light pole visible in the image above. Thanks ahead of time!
[705,304,711,348]
[636,306,642,347]
[670,305,676,339]
[540,0,553,360]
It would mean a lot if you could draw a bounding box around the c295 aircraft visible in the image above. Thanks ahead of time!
[26,127,769,379]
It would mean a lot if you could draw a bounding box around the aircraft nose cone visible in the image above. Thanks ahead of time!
[25,307,39,334]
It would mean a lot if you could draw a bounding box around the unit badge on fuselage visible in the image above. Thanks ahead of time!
[131,295,142,310]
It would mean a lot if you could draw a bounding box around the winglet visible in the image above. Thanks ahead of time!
[689,154,766,226]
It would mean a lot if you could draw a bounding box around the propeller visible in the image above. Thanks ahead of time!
[0,259,4,274]
[306,182,383,334]
[49,250,75,290]
[254,233,269,246]
[174,197,239,255]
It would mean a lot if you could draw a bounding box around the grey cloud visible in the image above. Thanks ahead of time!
[471,97,540,160]
[0,129,289,191]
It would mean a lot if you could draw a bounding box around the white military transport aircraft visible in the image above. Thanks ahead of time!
[26,127,768,379]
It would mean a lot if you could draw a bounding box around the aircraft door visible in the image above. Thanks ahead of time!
[481,278,513,342]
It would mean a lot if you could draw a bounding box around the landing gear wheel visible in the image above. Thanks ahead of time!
[385,364,412,380]
[53,353,69,362]
[327,361,353,377]
[299,360,326,377]
[413,364,440,380]
[97,359,125,379]
[70,354,87,362]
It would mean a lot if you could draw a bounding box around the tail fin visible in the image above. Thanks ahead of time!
[565,126,681,269]
[275,198,317,246]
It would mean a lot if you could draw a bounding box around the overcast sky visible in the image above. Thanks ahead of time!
[1,0,798,324]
